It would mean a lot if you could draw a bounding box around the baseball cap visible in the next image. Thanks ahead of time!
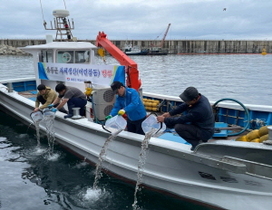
[179,87,199,102]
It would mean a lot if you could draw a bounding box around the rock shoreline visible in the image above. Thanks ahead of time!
[0,45,29,55]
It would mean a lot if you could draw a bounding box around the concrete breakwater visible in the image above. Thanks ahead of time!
[121,39,272,54]
[0,39,271,55]
[0,39,45,55]
[0,44,29,55]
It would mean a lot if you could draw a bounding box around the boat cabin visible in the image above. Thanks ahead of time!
[21,40,125,122]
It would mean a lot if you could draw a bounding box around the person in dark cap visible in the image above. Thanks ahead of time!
[157,87,214,151]
[106,81,146,135]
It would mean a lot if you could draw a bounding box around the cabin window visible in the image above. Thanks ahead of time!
[57,51,74,63]
[39,50,53,63]
[75,51,90,63]
[56,51,90,63]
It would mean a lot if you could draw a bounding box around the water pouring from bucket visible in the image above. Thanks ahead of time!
[132,113,166,210]
[93,115,127,189]
[30,110,44,147]
[42,108,57,156]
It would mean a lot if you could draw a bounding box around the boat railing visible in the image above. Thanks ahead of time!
[222,156,272,180]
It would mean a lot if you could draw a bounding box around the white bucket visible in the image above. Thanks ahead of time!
[43,108,56,118]
[105,115,127,132]
[142,114,166,135]
[30,111,43,123]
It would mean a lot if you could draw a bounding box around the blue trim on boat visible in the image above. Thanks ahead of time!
[29,97,36,101]
[158,130,191,145]
[213,122,228,137]
[30,90,38,94]
[4,81,36,92]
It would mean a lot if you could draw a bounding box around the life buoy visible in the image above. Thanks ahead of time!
[62,52,72,62]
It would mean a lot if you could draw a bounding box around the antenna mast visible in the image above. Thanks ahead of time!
[63,0,67,9]
[43,9,75,41]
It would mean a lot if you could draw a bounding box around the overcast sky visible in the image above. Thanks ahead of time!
[1,0,272,41]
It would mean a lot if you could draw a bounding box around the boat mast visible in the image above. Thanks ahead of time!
[40,0,74,41]
[43,10,75,41]
[160,23,171,48]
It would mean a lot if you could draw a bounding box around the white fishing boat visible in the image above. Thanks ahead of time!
[1,9,272,210]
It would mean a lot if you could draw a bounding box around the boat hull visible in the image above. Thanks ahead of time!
[125,50,149,55]
[124,51,149,55]
[1,83,272,210]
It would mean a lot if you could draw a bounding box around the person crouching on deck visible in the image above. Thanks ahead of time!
[157,87,214,151]
[106,81,147,135]
[34,84,68,114]
[52,83,87,119]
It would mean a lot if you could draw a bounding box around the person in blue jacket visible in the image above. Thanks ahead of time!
[106,81,146,135]
[157,87,214,151]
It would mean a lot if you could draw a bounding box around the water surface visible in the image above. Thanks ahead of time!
[0,111,207,210]
[0,54,271,209]
[1,54,270,105]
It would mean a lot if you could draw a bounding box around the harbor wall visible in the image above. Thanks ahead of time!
[0,39,271,54]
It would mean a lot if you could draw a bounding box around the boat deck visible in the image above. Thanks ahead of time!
[16,89,247,144]
[18,90,37,101]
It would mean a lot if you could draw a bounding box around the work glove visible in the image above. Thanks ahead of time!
[118,109,125,116]
[48,104,54,108]
[105,115,112,120]
[51,108,58,112]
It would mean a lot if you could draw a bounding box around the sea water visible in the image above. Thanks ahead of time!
[0,54,272,105]
[0,54,272,210]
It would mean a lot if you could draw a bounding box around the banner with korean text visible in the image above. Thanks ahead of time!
[37,62,125,86]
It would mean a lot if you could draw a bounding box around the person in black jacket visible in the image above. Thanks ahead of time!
[157,87,214,151]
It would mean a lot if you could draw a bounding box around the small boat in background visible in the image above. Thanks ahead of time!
[147,46,168,55]
[147,23,171,55]
[124,23,171,56]
[123,43,149,55]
